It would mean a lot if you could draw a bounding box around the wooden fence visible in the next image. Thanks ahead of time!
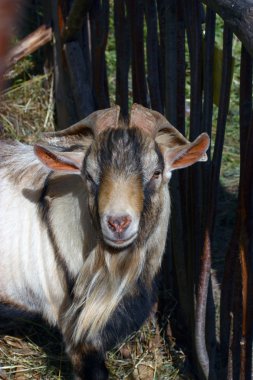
[7,0,253,379]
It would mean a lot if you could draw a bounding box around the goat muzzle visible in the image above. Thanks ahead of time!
[107,214,132,234]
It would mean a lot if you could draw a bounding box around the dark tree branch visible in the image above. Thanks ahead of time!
[202,0,253,56]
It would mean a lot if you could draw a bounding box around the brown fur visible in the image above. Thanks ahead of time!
[98,169,144,216]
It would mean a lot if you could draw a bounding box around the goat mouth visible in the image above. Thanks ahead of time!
[103,233,137,248]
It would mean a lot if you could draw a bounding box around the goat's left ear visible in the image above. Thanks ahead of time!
[163,133,210,177]
[34,145,83,173]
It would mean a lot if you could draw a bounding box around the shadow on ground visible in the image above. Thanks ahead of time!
[0,306,72,379]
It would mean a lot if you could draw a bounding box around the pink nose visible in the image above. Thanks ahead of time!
[107,215,132,233]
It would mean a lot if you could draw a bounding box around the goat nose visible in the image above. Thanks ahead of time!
[107,215,132,233]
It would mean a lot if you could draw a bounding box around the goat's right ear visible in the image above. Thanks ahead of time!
[34,145,82,173]
[163,133,210,178]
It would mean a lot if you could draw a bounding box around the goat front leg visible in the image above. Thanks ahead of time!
[68,344,109,380]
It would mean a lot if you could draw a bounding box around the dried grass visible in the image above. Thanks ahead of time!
[0,317,70,380]
[0,316,187,380]
[0,71,55,143]
[106,315,188,380]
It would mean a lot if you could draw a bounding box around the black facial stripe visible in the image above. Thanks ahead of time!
[137,187,161,247]
[84,128,164,245]
[154,143,165,173]
[82,146,91,172]
[98,128,143,174]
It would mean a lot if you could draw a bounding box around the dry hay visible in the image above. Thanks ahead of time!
[0,315,187,380]
[0,67,54,143]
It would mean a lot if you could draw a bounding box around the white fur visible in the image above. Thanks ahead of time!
[0,140,171,345]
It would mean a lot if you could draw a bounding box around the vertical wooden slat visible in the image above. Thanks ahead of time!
[181,3,204,378]
[60,1,94,118]
[220,225,239,378]
[176,0,188,319]
[201,5,216,270]
[210,25,233,232]
[62,0,93,42]
[164,0,177,124]
[230,254,243,379]
[64,40,95,118]
[204,23,233,380]
[144,0,162,113]
[201,9,217,378]
[202,9,216,141]
[238,45,253,380]
[217,25,239,380]
[89,0,110,109]
[157,0,166,108]
[239,46,252,165]
[208,31,234,376]
[174,0,192,336]
[163,0,191,342]
[114,0,130,118]
[176,0,186,135]
[195,5,216,372]
[51,0,77,129]
[127,0,147,106]
[182,0,203,139]
[182,0,204,293]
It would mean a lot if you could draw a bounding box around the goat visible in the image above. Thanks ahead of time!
[0,104,209,379]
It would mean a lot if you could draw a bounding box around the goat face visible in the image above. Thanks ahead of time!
[84,127,164,249]
[35,104,209,252]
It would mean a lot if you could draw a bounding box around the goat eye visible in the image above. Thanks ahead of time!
[86,172,95,184]
[152,170,162,179]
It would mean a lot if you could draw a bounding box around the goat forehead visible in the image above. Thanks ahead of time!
[86,128,160,176]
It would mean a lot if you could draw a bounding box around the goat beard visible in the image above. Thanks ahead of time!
[63,243,147,346]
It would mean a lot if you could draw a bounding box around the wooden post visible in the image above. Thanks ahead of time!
[89,0,110,109]
[144,0,162,113]
[62,0,93,42]
[126,0,147,106]
[50,0,77,129]
[114,0,130,118]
